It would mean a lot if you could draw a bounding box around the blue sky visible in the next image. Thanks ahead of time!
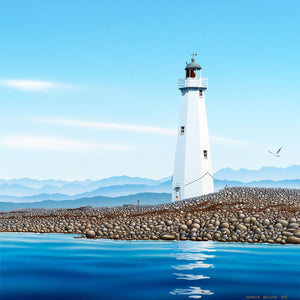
[0,0,299,180]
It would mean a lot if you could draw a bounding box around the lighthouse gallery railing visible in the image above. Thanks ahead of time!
[178,78,208,89]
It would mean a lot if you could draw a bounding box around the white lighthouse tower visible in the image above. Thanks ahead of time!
[172,56,214,202]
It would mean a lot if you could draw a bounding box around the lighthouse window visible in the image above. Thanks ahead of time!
[180,126,185,135]
[199,90,203,97]
[203,150,208,158]
[175,186,181,201]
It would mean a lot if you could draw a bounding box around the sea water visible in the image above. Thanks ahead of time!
[0,233,299,300]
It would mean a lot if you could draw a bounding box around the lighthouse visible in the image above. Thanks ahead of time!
[172,57,214,202]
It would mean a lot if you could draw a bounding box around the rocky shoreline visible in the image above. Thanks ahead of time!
[1,187,300,244]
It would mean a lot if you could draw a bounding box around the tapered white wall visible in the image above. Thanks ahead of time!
[172,84,214,202]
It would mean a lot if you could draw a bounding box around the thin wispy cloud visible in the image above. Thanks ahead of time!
[36,118,177,136]
[0,79,71,91]
[210,135,250,147]
[36,117,253,147]
[1,135,132,152]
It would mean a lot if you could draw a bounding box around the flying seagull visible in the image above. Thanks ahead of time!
[267,147,282,157]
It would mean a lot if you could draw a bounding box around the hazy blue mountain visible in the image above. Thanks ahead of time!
[214,179,300,191]
[0,175,163,197]
[0,184,37,197]
[0,181,173,203]
[87,175,160,187]
[214,165,300,182]
[0,183,62,197]
[76,181,172,198]
[55,176,161,195]
[37,176,163,195]
[1,178,69,189]
[0,193,171,211]
[52,183,94,195]
[158,176,172,182]
[0,193,74,203]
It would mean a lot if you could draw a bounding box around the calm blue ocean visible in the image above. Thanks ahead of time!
[0,233,299,300]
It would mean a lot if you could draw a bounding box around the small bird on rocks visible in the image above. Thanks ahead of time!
[267,147,283,157]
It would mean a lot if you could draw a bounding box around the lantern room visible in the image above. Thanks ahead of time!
[185,58,202,78]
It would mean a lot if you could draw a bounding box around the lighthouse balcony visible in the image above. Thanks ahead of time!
[178,78,208,89]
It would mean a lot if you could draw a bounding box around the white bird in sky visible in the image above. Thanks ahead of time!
[267,147,283,157]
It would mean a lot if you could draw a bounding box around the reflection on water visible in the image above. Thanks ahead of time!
[170,242,215,298]
[173,253,215,261]
[173,273,210,280]
[175,241,216,253]
[172,261,214,270]
[170,286,214,299]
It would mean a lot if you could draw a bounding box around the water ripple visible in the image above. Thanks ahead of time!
[172,253,215,261]
[173,273,210,280]
[172,261,214,270]
[170,286,214,298]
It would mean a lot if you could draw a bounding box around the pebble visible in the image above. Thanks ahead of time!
[255,228,261,234]
[220,222,229,229]
[86,230,96,238]
[191,223,200,229]
[236,224,247,231]
[277,220,289,227]
[180,224,188,230]
[288,223,299,229]
[206,233,212,240]
[282,231,293,236]
[161,235,175,240]
[293,230,300,238]
[275,223,283,229]
[287,236,300,244]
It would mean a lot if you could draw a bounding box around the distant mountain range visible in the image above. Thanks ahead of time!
[0,175,161,196]
[214,179,300,190]
[0,179,299,204]
[0,193,171,211]
[0,165,299,209]
[214,165,300,182]
[0,181,172,203]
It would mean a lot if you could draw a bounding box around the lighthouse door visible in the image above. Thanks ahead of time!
[174,186,181,201]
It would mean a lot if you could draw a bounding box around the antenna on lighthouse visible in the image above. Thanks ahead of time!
[191,53,198,59]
